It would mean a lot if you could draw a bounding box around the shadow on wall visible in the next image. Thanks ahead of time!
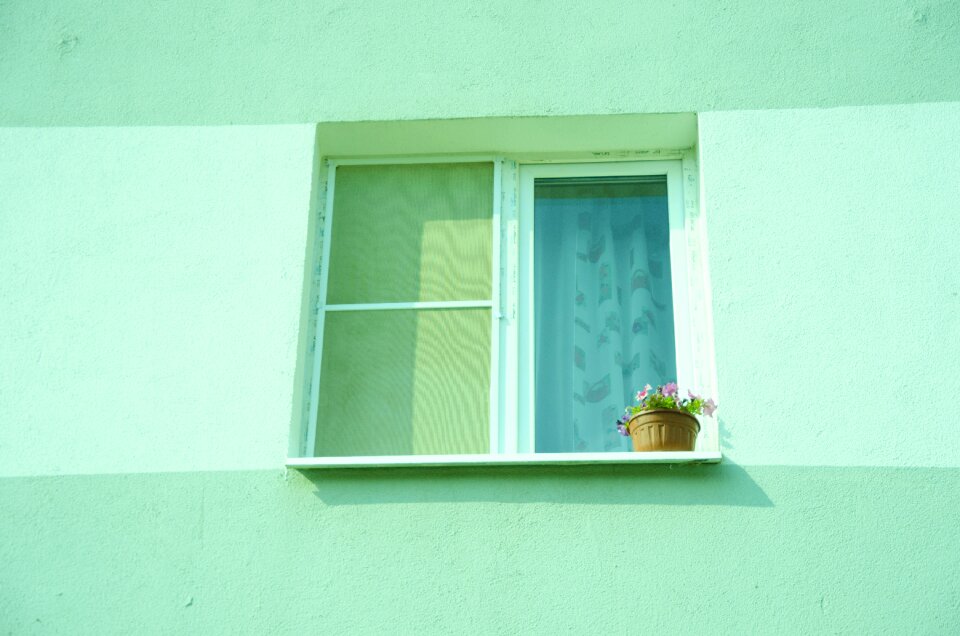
[718,416,734,451]
[305,460,772,507]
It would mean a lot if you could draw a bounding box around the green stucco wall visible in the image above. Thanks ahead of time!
[2,0,959,125]
[3,1,960,633]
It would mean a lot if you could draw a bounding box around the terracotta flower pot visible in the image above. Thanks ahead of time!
[627,409,700,451]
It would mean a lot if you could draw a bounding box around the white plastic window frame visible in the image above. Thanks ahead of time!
[288,153,720,468]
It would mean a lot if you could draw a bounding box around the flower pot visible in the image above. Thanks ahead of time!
[627,409,700,452]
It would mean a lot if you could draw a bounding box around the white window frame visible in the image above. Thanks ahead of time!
[288,154,720,468]
[512,160,694,453]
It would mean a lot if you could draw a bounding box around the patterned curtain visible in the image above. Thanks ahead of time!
[535,180,676,452]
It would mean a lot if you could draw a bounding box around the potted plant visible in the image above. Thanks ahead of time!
[615,382,717,452]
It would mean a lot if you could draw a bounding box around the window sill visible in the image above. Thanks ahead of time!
[287,451,721,469]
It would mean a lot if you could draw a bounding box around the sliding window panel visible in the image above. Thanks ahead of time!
[326,163,494,305]
[315,308,491,456]
[534,177,677,453]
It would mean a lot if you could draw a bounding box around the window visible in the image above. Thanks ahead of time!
[522,162,691,454]
[290,155,719,467]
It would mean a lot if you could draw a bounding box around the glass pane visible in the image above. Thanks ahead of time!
[534,177,677,453]
[316,308,490,456]
[327,163,493,304]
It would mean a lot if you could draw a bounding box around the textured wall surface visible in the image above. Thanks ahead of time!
[2,1,960,633]
[701,103,960,468]
[0,126,315,476]
[1,0,959,125]
[3,466,959,634]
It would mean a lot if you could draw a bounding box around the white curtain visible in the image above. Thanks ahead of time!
[534,181,676,452]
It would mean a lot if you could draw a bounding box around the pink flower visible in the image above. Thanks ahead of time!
[703,399,717,417]
[687,389,700,401]
[663,382,678,397]
[636,384,653,401]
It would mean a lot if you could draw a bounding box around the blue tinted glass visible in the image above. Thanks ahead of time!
[534,177,676,453]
